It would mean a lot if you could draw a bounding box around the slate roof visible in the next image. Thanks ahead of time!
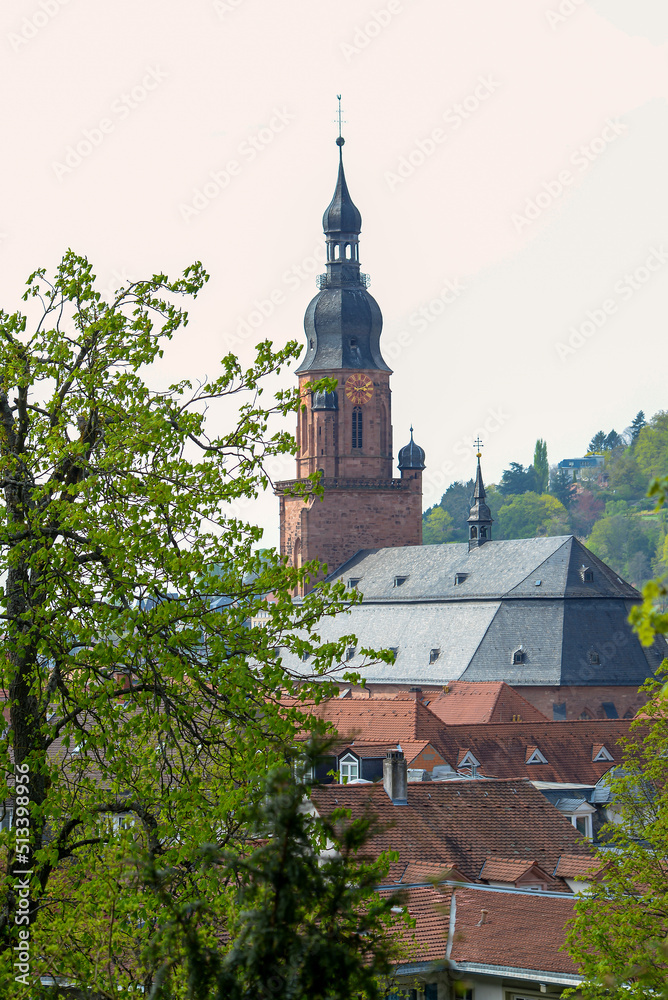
[448,885,579,976]
[427,682,548,724]
[282,535,664,687]
[310,779,593,888]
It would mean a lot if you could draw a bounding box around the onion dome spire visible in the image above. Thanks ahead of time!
[398,426,426,472]
[296,114,389,375]
[468,441,493,549]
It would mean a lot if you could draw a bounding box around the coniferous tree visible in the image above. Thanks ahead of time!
[533,439,549,494]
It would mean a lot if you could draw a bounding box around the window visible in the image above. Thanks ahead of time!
[424,986,438,1000]
[526,747,548,764]
[339,754,359,783]
[347,578,361,590]
[454,573,468,585]
[589,651,600,665]
[512,648,524,664]
[453,984,473,1000]
[573,813,593,839]
[584,570,594,582]
[352,407,363,449]
[553,702,567,721]
[479,526,487,538]
[346,646,356,661]
[602,702,619,719]
[429,648,441,664]
[470,526,477,539]
[593,745,614,762]
[389,647,398,658]
[394,576,408,587]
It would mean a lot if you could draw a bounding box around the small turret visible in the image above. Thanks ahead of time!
[468,446,493,550]
[398,426,426,473]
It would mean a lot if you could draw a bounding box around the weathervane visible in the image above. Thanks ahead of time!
[335,94,346,146]
[473,437,483,459]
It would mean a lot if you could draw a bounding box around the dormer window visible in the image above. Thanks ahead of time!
[526,746,548,765]
[347,578,361,590]
[345,646,356,661]
[593,745,614,762]
[580,565,594,583]
[339,753,359,784]
[389,646,398,658]
[458,750,480,768]
[454,573,468,586]
[429,648,441,664]
[512,648,524,665]
[589,651,600,665]
[394,576,408,587]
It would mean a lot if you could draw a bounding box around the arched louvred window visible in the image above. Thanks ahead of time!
[470,526,478,539]
[352,407,363,449]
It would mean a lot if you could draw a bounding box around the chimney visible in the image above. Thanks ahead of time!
[409,686,422,702]
[477,909,489,926]
[383,750,408,805]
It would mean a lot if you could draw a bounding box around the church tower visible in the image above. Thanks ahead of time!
[275,137,425,584]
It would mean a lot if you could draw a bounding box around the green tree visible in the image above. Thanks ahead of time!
[550,467,575,509]
[147,761,406,1000]
[588,431,607,453]
[422,506,454,545]
[494,492,568,539]
[422,479,474,543]
[567,474,668,995]
[498,462,538,497]
[586,515,658,587]
[533,439,549,495]
[635,411,668,481]
[630,410,647,443]
[0,254,373,996]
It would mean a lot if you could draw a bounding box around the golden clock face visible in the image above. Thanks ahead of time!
[345,374,374,405]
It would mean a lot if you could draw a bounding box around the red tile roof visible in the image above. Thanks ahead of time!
[427,682,548,725]
[433,719,632,783]
[311,779,593,888]
[479,857,549,882]
[553,854,604,879]
[380,884,451,965]
[449,885,578,975]
[291,696,633,784]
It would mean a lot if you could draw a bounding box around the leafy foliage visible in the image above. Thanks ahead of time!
[140,761,407,1000]
[0,254,380,996]
[493,492,568,540]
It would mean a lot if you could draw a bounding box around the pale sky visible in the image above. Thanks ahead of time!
[2,0,667,546]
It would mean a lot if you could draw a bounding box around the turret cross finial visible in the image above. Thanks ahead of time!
[473,437,484,453]
[335,95,346,142]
